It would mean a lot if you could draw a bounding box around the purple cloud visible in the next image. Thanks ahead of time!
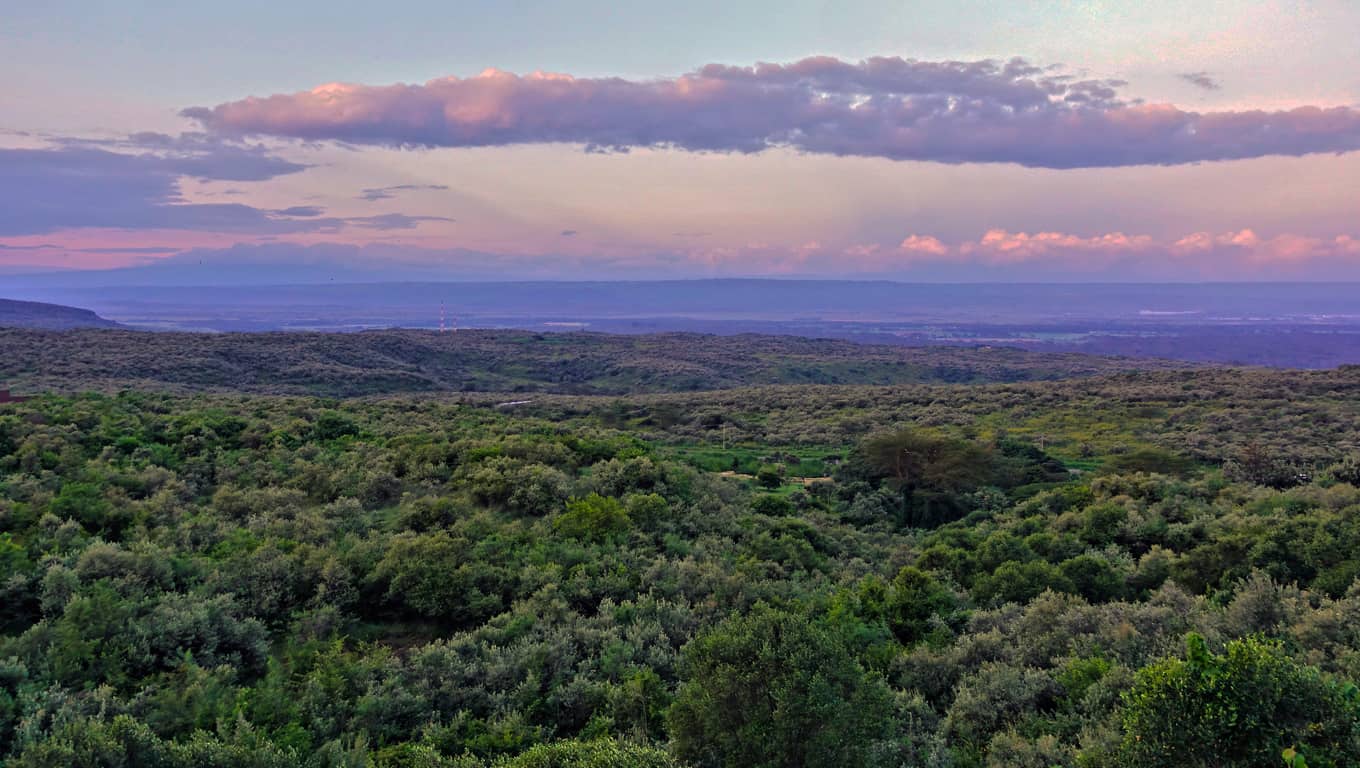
[0,146,292,236]
[1179,71,1222,91]
[275,205,326,217]
[0,134,325,236]
[53,131,309,181]
[346,213,454,230]
[0,137,453,237]
[358,184,451,201]
[184,56,1360,169]
[0,243,181,255]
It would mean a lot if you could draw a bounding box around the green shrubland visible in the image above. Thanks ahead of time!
[1,360,1359,765]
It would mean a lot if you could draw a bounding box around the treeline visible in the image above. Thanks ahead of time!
[514,366,1360,472]
[3,388,1360,765]
[0,328,1196,397]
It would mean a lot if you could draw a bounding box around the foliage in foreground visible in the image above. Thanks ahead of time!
[1,376,1359,765]
[1116,634,1360,767]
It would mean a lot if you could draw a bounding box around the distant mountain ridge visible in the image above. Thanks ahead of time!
[13,280,1360,323]
[6,281,1356,367]
[0,298,121,330]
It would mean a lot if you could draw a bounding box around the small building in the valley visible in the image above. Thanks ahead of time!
[0,389,30,404]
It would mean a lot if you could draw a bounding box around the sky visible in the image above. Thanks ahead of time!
[3,0,1360,281]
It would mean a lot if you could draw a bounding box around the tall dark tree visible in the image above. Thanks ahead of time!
[855,428,994,527]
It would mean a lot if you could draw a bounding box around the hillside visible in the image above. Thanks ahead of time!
[0,298,121,330]
[0,327,1199,396]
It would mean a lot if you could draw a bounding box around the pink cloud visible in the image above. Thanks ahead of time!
[8,224,1357,280]
[7,227,1349,281]
[954,230,1155,264]
[185,56,1360,169]
[879,228,1360,273]
[1168,229,1360,263]
[898,235,949,256]
[647,227,1360,278]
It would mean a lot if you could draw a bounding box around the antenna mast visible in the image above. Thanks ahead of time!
[439,300,446,333]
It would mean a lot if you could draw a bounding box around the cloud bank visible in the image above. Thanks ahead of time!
[0,136,450,237]
[185,56,1360,169]
[12,227,1356,281]
[643,228,1360,278]
[0,142,310,237]
[953,229,1360,266]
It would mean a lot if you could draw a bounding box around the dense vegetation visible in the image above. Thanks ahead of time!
[3,339,1360,766]
[0,328,1195,397]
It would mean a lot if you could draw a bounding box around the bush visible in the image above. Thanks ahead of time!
[493,738,678,768]
[885,566,959,644]
[372,532,505,624]
[756,466,783,489]
[749,494,794,517]
[1115,634,1360,767]
[554,494,631,542]
[669,605,895,768]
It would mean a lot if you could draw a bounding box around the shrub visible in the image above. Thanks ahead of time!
[669,605,895,768]
[493,738,678,768]
[1116,634,1360,767]
[554,494,631,542]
